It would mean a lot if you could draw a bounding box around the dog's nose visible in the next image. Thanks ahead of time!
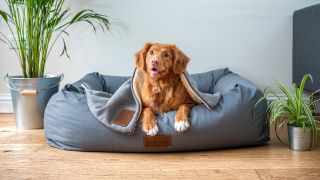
[151,59,158,65]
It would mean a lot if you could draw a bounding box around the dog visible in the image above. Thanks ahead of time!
[135,42,196,136]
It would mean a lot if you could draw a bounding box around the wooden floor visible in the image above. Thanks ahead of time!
[0,114,320,180]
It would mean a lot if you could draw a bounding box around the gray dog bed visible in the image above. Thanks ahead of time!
[44,68,269,152]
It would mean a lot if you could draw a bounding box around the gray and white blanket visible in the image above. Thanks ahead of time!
[82,69,221,134]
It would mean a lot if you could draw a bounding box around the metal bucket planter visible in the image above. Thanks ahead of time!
[4,74,63,130]
[287,125,313,151]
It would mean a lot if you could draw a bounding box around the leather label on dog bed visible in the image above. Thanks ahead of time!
[113,109,135,127]
[143,135,172,149]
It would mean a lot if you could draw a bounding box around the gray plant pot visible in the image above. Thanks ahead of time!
[4,74,63,130]
[287,125,313,151]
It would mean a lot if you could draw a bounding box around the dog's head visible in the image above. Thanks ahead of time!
[135,42,190,79]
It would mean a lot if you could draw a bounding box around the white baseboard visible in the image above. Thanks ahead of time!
[266,93,286,101]
[266,93,309,102]
[0,94,13,113]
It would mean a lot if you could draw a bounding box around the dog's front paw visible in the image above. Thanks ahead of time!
[174,120,190,132]
[143,124,159,136]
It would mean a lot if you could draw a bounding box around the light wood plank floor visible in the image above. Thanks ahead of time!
[0,113,320,180]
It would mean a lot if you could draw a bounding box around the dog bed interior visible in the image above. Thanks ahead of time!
[44,68,269,152]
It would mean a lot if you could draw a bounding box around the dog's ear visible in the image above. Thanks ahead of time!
[135,43,153,71]
[171,45,190,74]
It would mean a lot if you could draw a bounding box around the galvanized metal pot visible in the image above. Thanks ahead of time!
[287,125,313,151]
[4,74,63,130]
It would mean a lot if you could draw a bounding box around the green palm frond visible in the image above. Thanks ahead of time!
[0,0,111,78]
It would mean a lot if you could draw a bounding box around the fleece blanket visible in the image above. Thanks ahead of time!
[82,69,221,134]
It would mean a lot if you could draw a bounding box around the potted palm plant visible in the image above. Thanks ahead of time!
[0,0,110,129]
[259,74,319,151]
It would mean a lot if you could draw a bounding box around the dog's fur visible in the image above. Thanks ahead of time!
[135,42,195,136]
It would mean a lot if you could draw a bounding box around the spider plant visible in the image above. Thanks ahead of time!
[258,74,319,148]
[0,0,110,78]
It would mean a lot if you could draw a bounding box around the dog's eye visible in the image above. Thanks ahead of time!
[149,50,153,55]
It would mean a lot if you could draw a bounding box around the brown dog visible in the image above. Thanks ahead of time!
[135,42,195,136]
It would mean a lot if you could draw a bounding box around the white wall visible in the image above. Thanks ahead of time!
[1,0,319,94]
